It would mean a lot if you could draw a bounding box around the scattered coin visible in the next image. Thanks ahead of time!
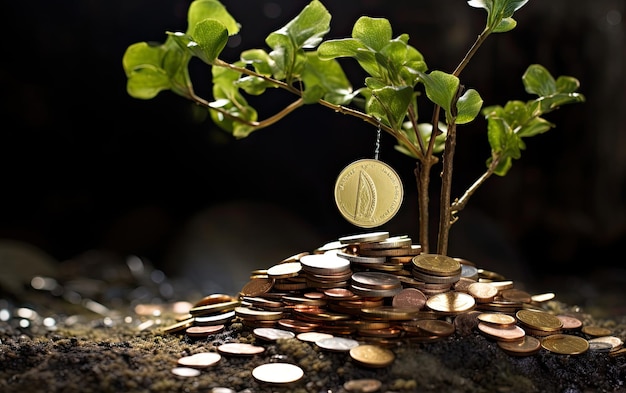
[185,324,225,337]
[426,291,476,314]
[581,326,612,337]
[338,231,390,244]
[556,314,583,330]
[516,309,562,332]
[171,367,201,377]
[316,336,360,352]
[253,327,296,341]
[252,363,304,384]
[296,331,334,343]
[217,342,265,356]
[477,312,517,327]
[349,344,395,368]
[467,282,498,303]
[177,352,221,368]
[497,335,542,356]
[541,334,589,355]
[478,322,526,342]
[588,336,623,351]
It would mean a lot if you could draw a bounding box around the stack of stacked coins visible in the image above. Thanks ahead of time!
[161,231,624,359]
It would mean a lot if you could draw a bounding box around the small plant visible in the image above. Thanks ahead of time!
[122,0,584,256]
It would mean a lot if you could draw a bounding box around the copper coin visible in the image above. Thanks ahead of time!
[497,335,541,356]
[467,282,498,303]
[185,324,225,337]
[556,315,583,330]
[194,293,237,307]
[239,277,275,297]
[391,287,427,309]
[478,322,526,342]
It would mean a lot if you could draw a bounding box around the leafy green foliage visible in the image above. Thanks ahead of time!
[122,0,585,253]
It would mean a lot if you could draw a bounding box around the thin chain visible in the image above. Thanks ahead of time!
[374,122,381,160]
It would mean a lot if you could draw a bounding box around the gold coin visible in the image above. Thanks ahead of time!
[343,378,383,393]
[581,325,613,337]
[541,334,589,355]
[426,291,476,314]
[349,344,395,368]
[412,254,462,277]
[477,312,517,327]
[334,159,403,228]
[516,309,562,332]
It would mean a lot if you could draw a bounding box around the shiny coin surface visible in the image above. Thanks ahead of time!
[588,336,623,351]
[171,367,201,377]
[252,363,304,384]
[253,327,296,341]
[185,325,225,337]
[217,342,265,356]
[477,312,517,327]
[351,271,401,290]
[392,288,427,309]
[426,291,476,314]
[267,261,302,279]
[581,325,613,337]
[467,282,498,303]
[516,309,562,332]
[177,352,221,368]
[349,344,395,368]
[338,231,390,244]
[541,334,589,355]
[412,254,462,277]
[478,322,526,342]
[296,331,334,343]
[556,315,583,330]
[315,336,360,352]
[239,277,274,297]
[497,335,541,356]
[334,159,403,228]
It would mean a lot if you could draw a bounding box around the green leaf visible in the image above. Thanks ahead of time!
[366,86,413,129]
[210,64,258,138]
[302,53,355,105]
[522,64,557,96]
[516,117,554,138]
[467,0,528,32]
[456,89,483,124]
[352,17,392,52]
[240,49,275,76]
[187,0,240,36]
[266,0,330,50]
[418,70,459,114]
[190,19,229,63]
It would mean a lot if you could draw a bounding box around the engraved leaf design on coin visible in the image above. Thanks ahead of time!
[334,159,403,228]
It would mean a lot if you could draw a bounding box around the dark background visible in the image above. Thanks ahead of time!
[1,0,625,299]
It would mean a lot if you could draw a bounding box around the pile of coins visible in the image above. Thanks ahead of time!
[162,231,624,382]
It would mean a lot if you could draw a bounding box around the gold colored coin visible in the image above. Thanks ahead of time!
[349,344,395,368]
[477,312,517,327]
[541,334,589,355]
[581,325,612,337]
[334,159,403,228]
[426,291,476,314]
[412,254,462,277]
[516,309,562,332]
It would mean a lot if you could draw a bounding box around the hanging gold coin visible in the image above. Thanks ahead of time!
[334,159,403,228]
